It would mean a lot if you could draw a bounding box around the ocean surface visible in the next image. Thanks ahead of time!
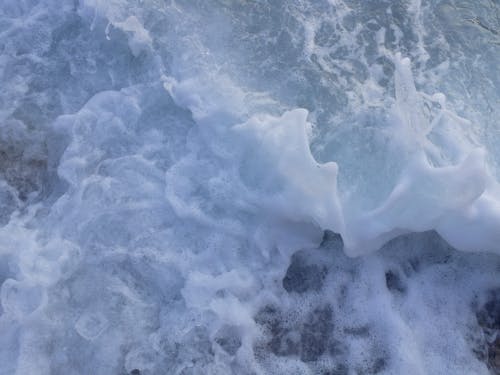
[0,0,499,374]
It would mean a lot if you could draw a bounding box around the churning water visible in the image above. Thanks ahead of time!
[0,0,500,374]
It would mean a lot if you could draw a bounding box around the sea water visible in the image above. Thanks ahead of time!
[0,0,499,374]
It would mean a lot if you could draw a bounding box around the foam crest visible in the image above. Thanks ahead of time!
[339,54,500,255]
[165,52,500,257]
[233,109,344,233]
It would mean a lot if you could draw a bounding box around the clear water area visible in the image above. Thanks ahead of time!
[0,0,499,374]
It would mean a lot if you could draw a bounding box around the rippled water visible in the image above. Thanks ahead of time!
[0,1,499,374]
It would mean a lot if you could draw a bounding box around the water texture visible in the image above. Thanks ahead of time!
[0,0,499,374]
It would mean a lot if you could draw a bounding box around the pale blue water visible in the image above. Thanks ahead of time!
[0,1,499,374]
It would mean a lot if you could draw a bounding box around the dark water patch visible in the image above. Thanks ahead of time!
[475,288,500,374]
[385,270,407,294]
[283,253,327,294]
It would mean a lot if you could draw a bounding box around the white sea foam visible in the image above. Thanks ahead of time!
[0,0,499,374]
